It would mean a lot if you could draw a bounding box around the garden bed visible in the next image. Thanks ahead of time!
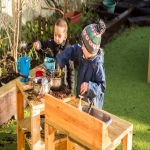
[0,66,38,125]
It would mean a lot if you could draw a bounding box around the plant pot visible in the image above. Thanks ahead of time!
[65,11,82,24]
[103,0,116,13]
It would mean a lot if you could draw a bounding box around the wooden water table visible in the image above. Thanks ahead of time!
[44,95,133,150]
[16,66,133,150]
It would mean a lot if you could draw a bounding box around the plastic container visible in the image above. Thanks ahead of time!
[103,0,116,13]
[44,57,55,70]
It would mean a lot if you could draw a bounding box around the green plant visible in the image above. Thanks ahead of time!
[0,28,12,56]
[28,47,39,61]
[0,68,7,75]
[67,3,100,44]
[22,20,39,43]
[28,47,41,68]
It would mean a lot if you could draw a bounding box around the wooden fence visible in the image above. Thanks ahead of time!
[37,15,55,39]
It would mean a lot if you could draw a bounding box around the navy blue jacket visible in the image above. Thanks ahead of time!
[56,44,106,109]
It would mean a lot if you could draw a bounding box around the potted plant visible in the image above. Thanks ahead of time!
[65,11,82,24]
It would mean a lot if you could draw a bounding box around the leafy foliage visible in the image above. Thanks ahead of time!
[68,3,100,44]
[28,47,40,67]
[22,20,39,43]
[0,29,12,57]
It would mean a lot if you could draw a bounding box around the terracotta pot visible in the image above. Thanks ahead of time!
[66,11,82,24]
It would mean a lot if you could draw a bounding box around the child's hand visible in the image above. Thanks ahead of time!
[80,82,88,95]
[33,42,40,50]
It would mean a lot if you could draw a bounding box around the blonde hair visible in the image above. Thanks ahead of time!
[55,18,68,33]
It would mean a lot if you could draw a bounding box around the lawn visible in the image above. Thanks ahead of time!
[103,26,150,150]
[0,26,150,150]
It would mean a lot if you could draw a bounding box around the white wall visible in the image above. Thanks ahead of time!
[1,0,85,24]
[1,0,54,25]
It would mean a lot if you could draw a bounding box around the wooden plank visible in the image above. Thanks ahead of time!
[105,124,133,150]
[122,129,133,150]
[30,108,41,150]
[18,117,32,149]
[18,117,45,150]
[16,85,25,150]
[38,15,41,36]
[0,90,16,125]
[61,95,76,103]
[0,80,15,98]
[67,97,133,150]
[106,6,134,31]
[148,41,150,83]
[45,94,111,150]
[18,117,31,133]
[55,138,67,150]
[45,124,56,150]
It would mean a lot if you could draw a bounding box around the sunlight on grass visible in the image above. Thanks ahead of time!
[104,26,150,150]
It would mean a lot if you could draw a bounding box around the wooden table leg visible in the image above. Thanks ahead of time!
[45,123,56,150]
[67,136,73,150]
[31,108,41,150]
[16,85,25,150]
[122,130,133,150]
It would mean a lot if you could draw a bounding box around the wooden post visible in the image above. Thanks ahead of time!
[122,126,133,150]
[38,15,41,36]
[45,124,56,150]
[148,41,150,83]
[16,85,25,150]
[30,108,41,150]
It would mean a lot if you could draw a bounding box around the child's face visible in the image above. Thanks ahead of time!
[54,25,67,45]
[81,42,92,59]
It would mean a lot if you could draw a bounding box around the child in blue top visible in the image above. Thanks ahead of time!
[56,20,106,109]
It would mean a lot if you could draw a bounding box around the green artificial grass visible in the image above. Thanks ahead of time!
[103,26,150,150]
[0,26,150,150]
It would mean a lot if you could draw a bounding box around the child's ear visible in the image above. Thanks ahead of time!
[64,34,67,40]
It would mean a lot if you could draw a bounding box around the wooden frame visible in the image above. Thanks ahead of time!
[45,94,133,150]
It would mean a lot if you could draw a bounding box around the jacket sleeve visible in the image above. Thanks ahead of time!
[40,39,50,49]
[87,63,106,99]
[56,44,82,69]
[39,39,55,57]
[66,60,75,93]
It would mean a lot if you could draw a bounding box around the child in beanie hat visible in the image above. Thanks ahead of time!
[56,19,106,109]
[81,19,106,54]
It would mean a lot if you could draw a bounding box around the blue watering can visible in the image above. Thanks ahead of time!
[16,53,30,82]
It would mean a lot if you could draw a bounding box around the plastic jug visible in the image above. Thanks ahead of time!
[16,56,30,82]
